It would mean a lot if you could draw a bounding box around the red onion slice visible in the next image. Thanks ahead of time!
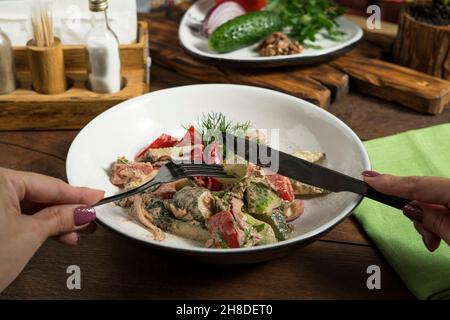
[202,1,246,36]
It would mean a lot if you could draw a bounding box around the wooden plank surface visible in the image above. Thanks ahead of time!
[1,234,409,300]
[0,69,148,131]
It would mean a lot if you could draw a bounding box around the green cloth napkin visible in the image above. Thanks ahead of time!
[354,123,450,300]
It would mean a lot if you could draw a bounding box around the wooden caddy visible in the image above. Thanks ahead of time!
[394,7,450,81]
[0,21,150,131]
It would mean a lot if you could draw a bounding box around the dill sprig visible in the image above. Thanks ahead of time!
[184,112,250,146]
[116,156,129,164]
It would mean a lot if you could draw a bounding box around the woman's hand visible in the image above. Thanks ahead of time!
[0,168,104,292]
[363,171,450,252]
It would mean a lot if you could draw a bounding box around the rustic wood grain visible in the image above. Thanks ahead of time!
[0,22,150,131]
[344,13,397,53]
[329,91,450,141]
[0,69,147,131]
[1,236,413,300]
[393,11,450,80]
[148,17,351,108]
[330,55,450,114]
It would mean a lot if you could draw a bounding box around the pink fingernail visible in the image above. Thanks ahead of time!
[74,206,96,226]
[362,170,380,177]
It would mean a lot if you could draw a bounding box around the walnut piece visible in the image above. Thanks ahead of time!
[258,32,304,57]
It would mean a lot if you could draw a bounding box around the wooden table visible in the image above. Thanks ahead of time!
[2,18,450,300]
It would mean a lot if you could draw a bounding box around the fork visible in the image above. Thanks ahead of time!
[93,162,231,207]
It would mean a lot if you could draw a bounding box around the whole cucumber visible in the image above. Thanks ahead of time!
[209,11,282,53]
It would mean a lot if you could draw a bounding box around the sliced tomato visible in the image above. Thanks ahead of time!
[246,163,258,176]
[191,144,204,163]
[284,199,304,222]
[204,140,223,164]
[206,177,223,191]
[192,176,207,188]
[177,126,203,147]
[207,211,240,248]
[215,0,267,12]
[110,162,154,187]
[136,133,179,159]
[192,176,223,191]
[265,173,295,202]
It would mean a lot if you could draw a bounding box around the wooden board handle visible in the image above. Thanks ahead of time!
[329,55,450,115]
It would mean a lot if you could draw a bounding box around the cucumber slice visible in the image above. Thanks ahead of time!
[245,182,281,215]
[170,220,209,242]
[171,187,214,222]
[145,197,208,242]
[254,211,290,241]
[215,163,248,184]
[243,213,277,245]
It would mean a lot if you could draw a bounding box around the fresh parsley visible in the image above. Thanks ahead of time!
[267,0,347,47]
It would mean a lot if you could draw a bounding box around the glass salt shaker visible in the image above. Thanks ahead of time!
[85,0,121,94]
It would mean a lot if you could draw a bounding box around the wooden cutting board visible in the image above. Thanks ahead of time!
[147,13,450,115]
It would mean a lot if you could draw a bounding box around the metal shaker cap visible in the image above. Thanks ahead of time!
[89,0,108,12]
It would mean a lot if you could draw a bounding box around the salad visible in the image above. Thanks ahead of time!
[109,112,327,249]
[200,0,346,56]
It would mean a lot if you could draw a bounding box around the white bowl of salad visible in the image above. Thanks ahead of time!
[66,84,370,263]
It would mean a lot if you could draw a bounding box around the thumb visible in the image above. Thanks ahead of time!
[418,202,450,246]
[31,205,96,238]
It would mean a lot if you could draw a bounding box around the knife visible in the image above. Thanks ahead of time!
[223,133,411,211]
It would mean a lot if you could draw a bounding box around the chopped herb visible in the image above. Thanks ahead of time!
[195,111,250,146]
[184,112,251,159]
[267,0,347,47]
[254,224,266,233]
[216,232,229,248]
[116,156,129,164]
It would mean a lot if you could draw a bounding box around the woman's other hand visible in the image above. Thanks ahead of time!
[363,171,450,252]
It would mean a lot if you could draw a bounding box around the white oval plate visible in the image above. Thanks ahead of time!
[66,84,370,263]
[179,0,363,68]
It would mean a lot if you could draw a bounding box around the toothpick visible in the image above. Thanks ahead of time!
[31,0,54,47]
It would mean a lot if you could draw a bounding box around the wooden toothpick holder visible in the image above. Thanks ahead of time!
[27,37,67,94]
